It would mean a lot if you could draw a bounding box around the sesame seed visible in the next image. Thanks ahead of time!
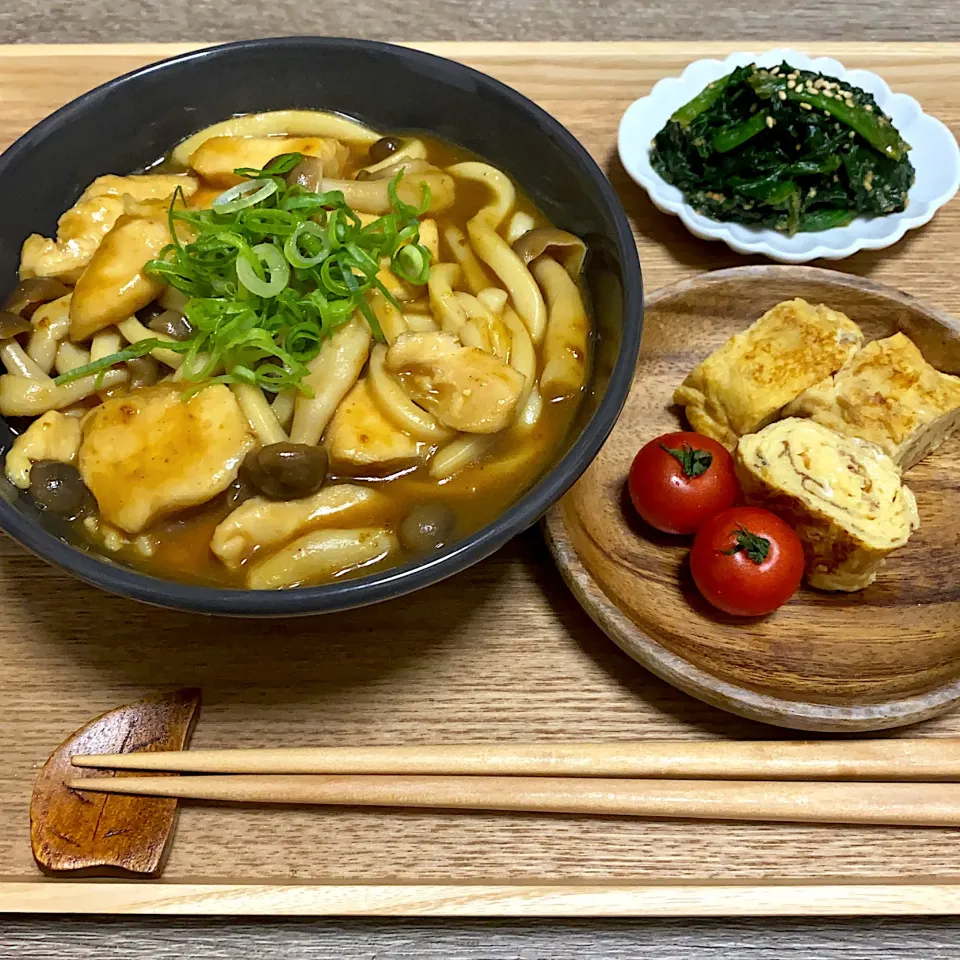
[770,66,780,75]
[833,174,839,182]
[765,115,776,128]
[750,103,758,112]
[823,90,834,98]
[787,79,796,89]
[787,71,799,80]
[865,104,873,112]
[796,143,802,150]
[849,130,856,138]
[800,101,813,111]
[778,90,787,100]
[808,187,817,197]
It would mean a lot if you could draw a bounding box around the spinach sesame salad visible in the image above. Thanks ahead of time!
[649,62,916,235]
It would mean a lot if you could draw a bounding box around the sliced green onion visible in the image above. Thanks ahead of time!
[319,255,353,297]
[212,178,278,214]
[240,207,300,236]
[284,221,329,268]
[234,152,304,178]
[236,243,290,298]
[392,243,430,284]
[345,242,380,277]
[281,189,345,214]
[141,152,433,394]
[387,170,431,219]
[392,223,419,253]
[53,338,188,386]
[327,210,351,250]
[229,364,258,385]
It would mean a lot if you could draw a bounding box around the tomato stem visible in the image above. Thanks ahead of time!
[724,525,770,564]
[660,442,713,478]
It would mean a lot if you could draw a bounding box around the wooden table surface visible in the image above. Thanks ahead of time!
[3,2,960,958]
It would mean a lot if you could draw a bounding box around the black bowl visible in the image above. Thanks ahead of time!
[0,37,643,616]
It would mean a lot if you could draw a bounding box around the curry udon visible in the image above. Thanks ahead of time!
[1,110,592,588]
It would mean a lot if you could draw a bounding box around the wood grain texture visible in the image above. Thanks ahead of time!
[5,916,960,960]
[546,267,960,732]
[0,43,959,915]
[10,880,960,915]
[72,737,960,778]
[5,784,949,945]
[62,775,960,828]
[0,0,957,44]
[30,689,199,876]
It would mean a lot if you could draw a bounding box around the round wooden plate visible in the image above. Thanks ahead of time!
[544,265,960,732]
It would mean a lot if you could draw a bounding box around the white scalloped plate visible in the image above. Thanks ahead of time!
[618,48,960,262]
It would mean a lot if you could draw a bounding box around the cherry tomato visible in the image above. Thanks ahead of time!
[628,432,738,535]
[690,506,805,617]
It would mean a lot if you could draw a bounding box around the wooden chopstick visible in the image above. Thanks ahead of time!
[67,774,960,826]
[70,739,960,781]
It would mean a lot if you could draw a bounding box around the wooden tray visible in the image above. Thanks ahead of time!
[1,41,960,918]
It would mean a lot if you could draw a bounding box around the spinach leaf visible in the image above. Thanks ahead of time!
[650,62,915,235]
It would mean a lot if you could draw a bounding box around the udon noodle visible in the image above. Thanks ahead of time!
[1,111,592,588]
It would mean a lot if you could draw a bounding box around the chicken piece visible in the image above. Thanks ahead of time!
[19,174,196,282]
[188,136,350,187]
[78,383,255,534]
[784,333,960,470]
[211,483,391,570]
[385,331,526,434]
[736,419,920,592]
[674,299,865,450]
[4,411,82,489]
[76,174,197,206]
[246,527,398,589]
[69,215,172,341]
[325,379,424,474]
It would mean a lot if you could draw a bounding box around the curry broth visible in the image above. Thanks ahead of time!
[75,132,590,588]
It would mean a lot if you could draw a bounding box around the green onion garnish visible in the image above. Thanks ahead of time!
[236,242,291,297]
[283,221,329,268]
[392,243,430,284]
[92,153,437,396]
[54,338,189,386]
[212,178,279,214]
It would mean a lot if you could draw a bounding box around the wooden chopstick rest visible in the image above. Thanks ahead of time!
[68,774,960,827]
[33,688,200,877]
[72,739,960,780]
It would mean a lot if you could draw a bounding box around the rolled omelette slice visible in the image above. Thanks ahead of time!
[783,332,960,470]
[735,419,920,592]
[674,299,864,450]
